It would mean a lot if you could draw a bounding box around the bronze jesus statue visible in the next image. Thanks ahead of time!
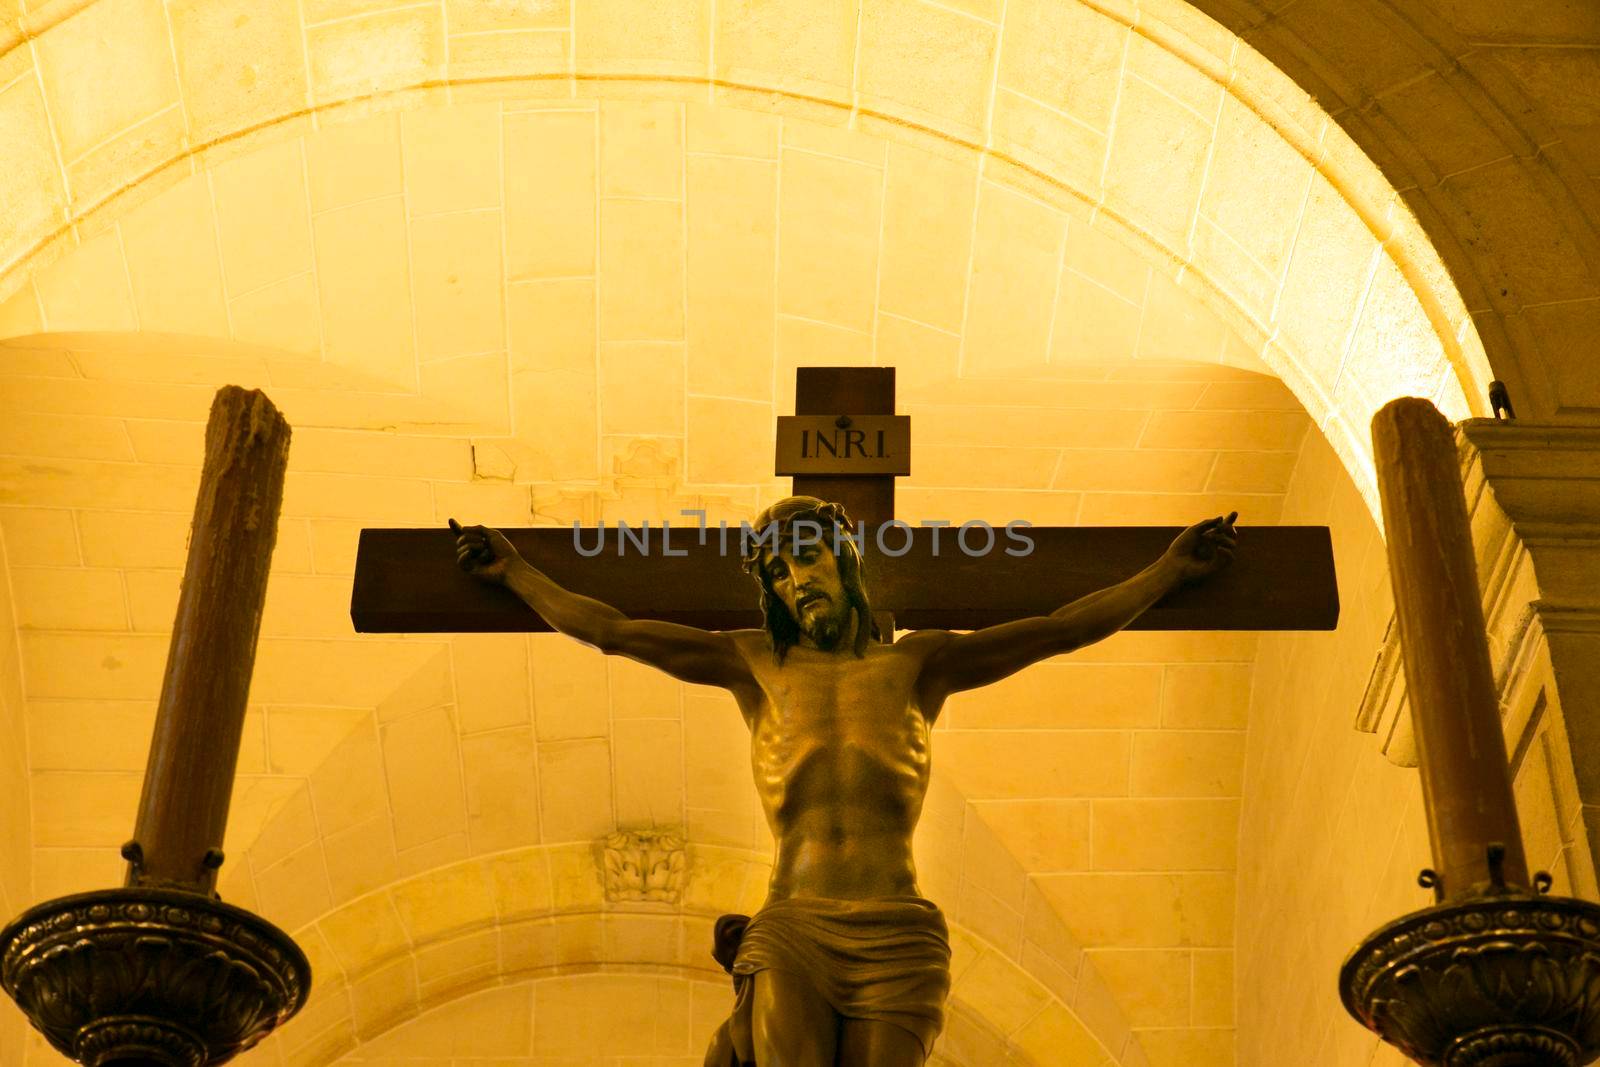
[451,498,1237,1066]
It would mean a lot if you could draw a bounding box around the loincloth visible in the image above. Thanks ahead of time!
[702,896,952,1066]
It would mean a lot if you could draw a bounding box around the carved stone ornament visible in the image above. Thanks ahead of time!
[603,830,687,903]
[1340,887,1600,1066]
[0,886,311,1067]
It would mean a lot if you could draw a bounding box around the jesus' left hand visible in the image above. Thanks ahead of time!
[1163,512,1238,584]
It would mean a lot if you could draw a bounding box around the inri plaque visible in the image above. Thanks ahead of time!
[774,415,911,476]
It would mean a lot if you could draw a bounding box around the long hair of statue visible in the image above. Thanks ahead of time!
[743,496,882,664]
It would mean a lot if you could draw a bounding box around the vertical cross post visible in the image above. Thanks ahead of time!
[792,367,899,637]
[792,367,897,527]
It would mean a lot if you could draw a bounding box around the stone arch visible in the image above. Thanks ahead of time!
[230,842,1134,1067]
[303,968,1068,1066]
[0,0,1492,513]
[1185,0,1600,424]
[219,695,1144,1066]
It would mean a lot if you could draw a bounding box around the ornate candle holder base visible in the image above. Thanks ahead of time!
[0,886,310,1067]
[1341,882,1600,1066]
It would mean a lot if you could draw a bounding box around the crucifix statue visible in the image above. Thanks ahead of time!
[452,500,1235,1065]
[353,366,1336,1066]
[356,369,1331,1067]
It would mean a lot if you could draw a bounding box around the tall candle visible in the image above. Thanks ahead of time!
[1372,397,1526,899]
[128,387,291,894]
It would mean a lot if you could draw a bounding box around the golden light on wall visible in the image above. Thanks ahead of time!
[0,1,1515,1065]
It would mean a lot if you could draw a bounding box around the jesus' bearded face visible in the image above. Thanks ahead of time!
[766,540,853,652]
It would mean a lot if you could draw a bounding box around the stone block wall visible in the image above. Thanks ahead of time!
[0,522,31,1066]
[1234,424,1597,1066]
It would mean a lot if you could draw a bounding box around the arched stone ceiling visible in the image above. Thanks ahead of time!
[0,0,1486,515]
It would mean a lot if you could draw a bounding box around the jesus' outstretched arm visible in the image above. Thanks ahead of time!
[449,519,757,693]
[910,512,1238,710]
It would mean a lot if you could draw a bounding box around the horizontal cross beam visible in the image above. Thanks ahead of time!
[350,526,1337,633]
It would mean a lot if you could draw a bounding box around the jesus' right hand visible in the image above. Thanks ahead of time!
[449,519,520,583]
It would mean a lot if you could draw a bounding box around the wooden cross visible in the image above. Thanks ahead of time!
[350,367,1338,634]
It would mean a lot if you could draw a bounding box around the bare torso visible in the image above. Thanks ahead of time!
[457,512,1228,905]
[732,631,939,901]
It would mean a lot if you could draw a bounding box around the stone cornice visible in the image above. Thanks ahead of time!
[1461,419,1600,536]
[1531,605,1600,636]
[1357,418,1567,767]
[1460,421,1600,453]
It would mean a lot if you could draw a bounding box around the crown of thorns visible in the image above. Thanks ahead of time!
[740,500,858,573]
